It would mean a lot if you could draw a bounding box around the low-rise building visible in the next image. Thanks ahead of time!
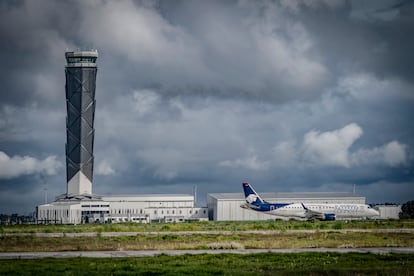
[374,205,402,219]
[36,193,208,224]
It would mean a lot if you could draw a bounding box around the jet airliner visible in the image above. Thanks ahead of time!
[240,182,379,220]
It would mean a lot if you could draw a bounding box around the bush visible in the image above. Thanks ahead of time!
[333,222,343,230]
[399,200,414,219]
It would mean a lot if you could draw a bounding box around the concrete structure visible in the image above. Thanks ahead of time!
[103,194,207,223]
[37,194,208,224]
[37,195,108,224]
[375,205,402,219]
[207,192,365,221]
[65,50,98,195]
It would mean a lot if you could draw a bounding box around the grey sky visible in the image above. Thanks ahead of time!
[0,0,413,214]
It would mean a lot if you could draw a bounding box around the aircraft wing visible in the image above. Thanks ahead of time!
[301,203,335,221]
[301,203,321,220]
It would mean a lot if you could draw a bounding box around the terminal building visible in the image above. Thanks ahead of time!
[37,194,208,224]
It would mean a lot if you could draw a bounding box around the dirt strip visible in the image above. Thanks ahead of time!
[1,247,414,259]
[1,228,414,237]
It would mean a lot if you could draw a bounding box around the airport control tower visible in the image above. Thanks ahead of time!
[65,50,98,196]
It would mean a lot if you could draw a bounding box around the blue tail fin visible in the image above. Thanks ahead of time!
[242,182,265,206]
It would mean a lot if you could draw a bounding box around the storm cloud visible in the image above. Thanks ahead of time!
[0,0,413,213]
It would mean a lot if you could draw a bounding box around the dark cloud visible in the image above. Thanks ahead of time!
[0,0,413,214]
[299,0,414,82]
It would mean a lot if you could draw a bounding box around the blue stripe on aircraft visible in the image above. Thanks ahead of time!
[256,203,290,212]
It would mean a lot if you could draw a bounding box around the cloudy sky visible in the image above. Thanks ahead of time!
[0,0,413,214]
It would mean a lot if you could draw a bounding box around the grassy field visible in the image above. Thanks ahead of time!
[1,253,413,275]
[2,219,414,234]
[1,231,413,252]
[2,221,413,275]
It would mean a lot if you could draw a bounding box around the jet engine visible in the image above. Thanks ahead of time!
[322,213,336,221]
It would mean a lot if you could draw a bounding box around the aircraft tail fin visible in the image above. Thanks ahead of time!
[242,182,265,206]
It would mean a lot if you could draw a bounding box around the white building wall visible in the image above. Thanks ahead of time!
[216,200,276,221]
[37,203,82,224]
[145,207,208,222]
[376,205,401,219]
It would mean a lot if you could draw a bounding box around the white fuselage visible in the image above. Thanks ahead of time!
[265,203,378,219]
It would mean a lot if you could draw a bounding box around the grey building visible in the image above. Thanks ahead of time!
[65,51,98,195]
[207,192,365,221]
[375,205,402,219]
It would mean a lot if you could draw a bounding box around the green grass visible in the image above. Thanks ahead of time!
[1,232,413,252]
[2,219,413,234]
[0,253,413,275]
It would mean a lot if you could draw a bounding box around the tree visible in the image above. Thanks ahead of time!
[399,200,414,219]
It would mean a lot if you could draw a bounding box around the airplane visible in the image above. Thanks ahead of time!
[240,182,379,220]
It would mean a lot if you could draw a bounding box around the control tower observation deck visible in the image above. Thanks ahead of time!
[65,50,98,196]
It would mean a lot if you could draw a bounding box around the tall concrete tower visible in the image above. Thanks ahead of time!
[65,50,98,195]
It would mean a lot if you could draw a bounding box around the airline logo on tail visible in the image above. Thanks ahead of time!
[242,182,264,206]
[241,182,288,212]
[246,194,258,204]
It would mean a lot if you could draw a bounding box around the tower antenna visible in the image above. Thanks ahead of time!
[193,185,197,207]
[44,187,48,204]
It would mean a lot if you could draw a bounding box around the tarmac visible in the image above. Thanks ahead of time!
[1,248,414,259]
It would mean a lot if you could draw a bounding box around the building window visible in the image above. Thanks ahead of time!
[67,57,97,64]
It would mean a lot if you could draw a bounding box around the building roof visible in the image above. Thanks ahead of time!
[102,194,193,202]
[208,192,364,201]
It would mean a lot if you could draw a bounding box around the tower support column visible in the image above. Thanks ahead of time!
[65,50,98,196]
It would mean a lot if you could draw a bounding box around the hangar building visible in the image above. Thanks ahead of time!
[207,192,365,221]
[374,205,402,220]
